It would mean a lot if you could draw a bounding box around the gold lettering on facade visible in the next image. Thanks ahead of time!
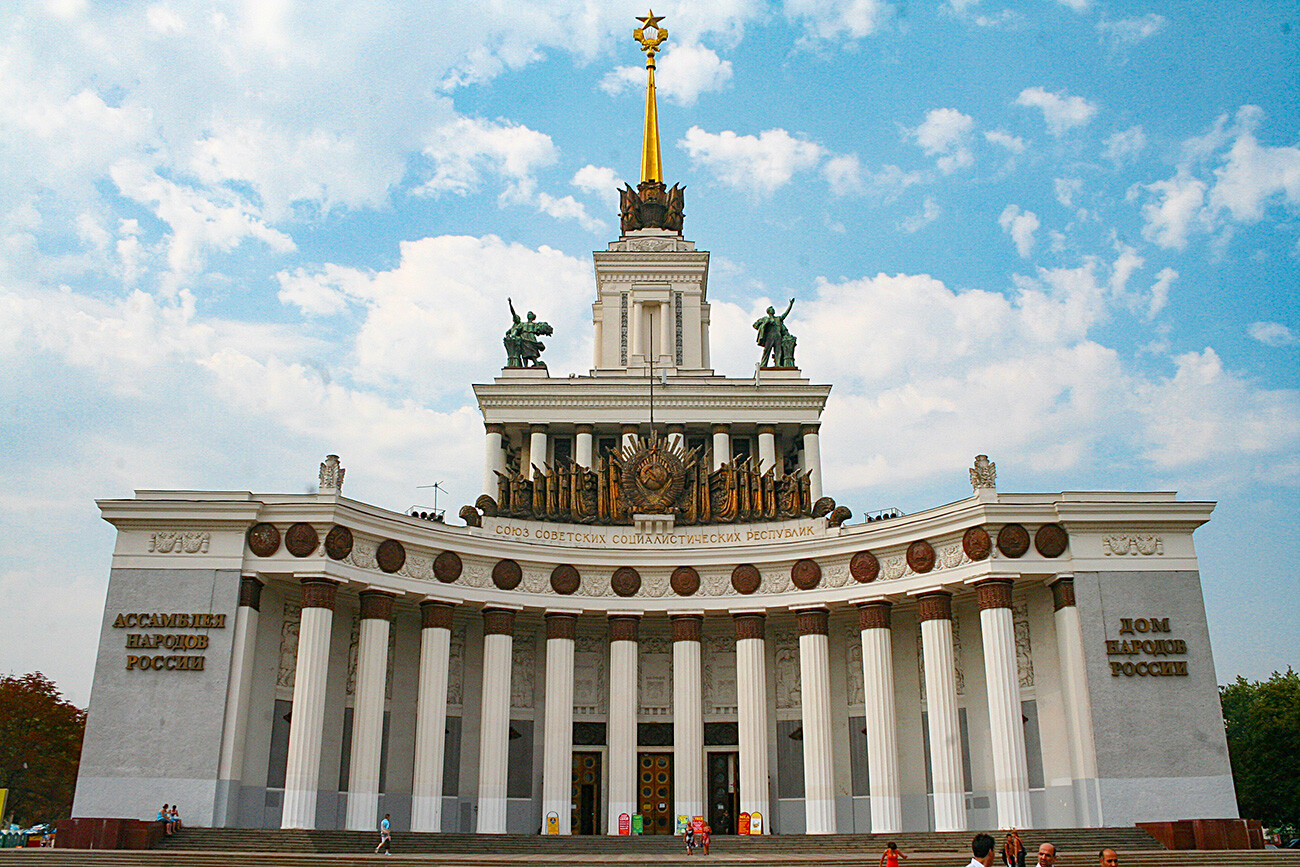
[1107,617,1188,678]
[113,610,225,671]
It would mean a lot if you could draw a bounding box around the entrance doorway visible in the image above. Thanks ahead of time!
[708,751,739,834]
[638,752,674,834]
[571,752,602,835]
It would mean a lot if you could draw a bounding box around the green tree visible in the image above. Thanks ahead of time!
[1220,668,1300,831]
[0,673,86,826]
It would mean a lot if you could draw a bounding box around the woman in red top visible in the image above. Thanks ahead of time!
[879,841,908,867]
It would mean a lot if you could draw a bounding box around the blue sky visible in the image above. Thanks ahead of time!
[1,0,1296,707]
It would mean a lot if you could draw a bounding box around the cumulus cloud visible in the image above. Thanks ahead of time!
[1248,321,1300,348]
[910,108,975,173]
[1054,177,1083,207]
[600,43,734,106]
[1147,267,1176,319]
[680,126,826,191]
[783,0,892,41]
[1015,86,1098,136]
[985,130,1027,153]
[1097,14,1168,49]
[823,155,927,199]
[999,204,1040,257]
[1103,125,1147,165]
[899,197,941,233]
[417,117,558,197]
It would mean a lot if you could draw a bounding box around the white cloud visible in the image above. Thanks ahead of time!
[999,204,1040,258]
[1140,173,1207,250]
[910,108,975,173]
[418,117,557,197]
[783,0,892,41]
[1148,267,1176,319]
[899,197,941,233]
[600,42,734,106]
[680,126,826,191]
[985,130,1027,153]
[1055,0,1090,11]
[1207,129,1300,223]
[1097,14,1168,49]
[1015,86,1098,136]
[1248,321,1300,348]
[572,164,622,212]
[1103,125,1147,165]
[1054,177,1083,207]
[823,156,926,199]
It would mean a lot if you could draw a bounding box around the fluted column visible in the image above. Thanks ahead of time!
[575,424,594,469]
[859,602,902,833]
[712,424,731,471]
[672,615,705,822]
[216,576,262,825]
[976,579,1032,829]
[484,423,506,496]
[918,591,965,832]
[528,424,548,480]
[346,590,396,830]
[411,601,454,832]
[734,613,770,831]
[282,578,339,829]
[757,426,777,475]
[607,615,640,833]
[667,424,685,452]
[658,300,673,364]
[477,608,516,833]
[1051,576,1101,826]
[621,423,638,452]
[542,613,577,834]
[797,608,836,833]
[630,301,643,360]
[801,425,823,502]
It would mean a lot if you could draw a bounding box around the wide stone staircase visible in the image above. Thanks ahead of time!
[2,826,1298,866]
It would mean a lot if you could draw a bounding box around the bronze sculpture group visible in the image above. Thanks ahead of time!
[503,298,553,368]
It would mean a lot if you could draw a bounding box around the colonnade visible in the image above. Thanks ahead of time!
[221,573,1091,834]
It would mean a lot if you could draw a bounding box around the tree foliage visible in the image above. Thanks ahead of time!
[0,673,86,826]
[1220,668,1300,830]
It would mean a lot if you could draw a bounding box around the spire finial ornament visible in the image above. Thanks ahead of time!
[634,11,667,185]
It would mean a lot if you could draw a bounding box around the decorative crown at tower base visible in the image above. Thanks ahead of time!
[620,180,685,235]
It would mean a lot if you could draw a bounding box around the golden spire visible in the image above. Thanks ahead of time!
[634,11,667,184]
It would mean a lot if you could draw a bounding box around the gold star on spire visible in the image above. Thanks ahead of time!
[633,11,667,184]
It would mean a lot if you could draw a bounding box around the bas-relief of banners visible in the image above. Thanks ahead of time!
[278,601,301,692]
[573,632,608,716]
[846,639,864,707]
[447,625,465,707]
[1102,534,1164,556]
[1013,602,1034,689]
[702,635,737,715]
[773,629,800,709]
[512,634,536,709]
[639,647,672,716]
[345,613,398,700]
[916,617,965,702]
[149,531,210,554]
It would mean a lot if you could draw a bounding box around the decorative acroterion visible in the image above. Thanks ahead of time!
[319,454,346,492]
[970,454,997,490]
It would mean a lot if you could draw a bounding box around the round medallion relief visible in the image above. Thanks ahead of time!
[492,558,522,590]
[247,523,280,557]
[433,551,463,583]
[731,563,761,595]
[611,566,642,597]
[791,558,822,590]
[551,564,580,595]
[1035,523,1069,558]
[324,525,353,560]
[284,522,319,557]
[376,539,406,573]
[907,539,936,573]
[962,526,992,561]
[670,566,700,597]
[849,550,879,583]
[997,523,1031,558]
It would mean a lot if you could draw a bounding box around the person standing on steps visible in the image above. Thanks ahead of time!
[1035,842,1057,865]
[375,813,391,854]
[879,841,908,867]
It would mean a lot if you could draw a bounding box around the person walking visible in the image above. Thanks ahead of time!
[684,823,695,854]
[1002,830,1025,867]
[375,813,391,855]
[879,841,908,867]
[701,824,711,856]
[967,833,997,867]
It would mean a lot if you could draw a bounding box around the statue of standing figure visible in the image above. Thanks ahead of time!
[504,298,553,368]
[753,298,797,368]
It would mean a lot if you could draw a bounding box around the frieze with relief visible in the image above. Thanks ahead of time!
[149,531,210,554]
[1103,533,1163,555]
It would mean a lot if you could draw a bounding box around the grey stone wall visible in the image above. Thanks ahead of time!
[72,567,241,824]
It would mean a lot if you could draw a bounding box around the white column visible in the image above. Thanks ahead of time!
[667,425,685,452]
[712,424,731,471]
[1051,576,1101,826]
[477,608,515,833]
[802,425,823,502]
[528,424,548,480]
[858,602,902,833]
[215,576,262,826]
[918,592,966,832]
[345,591,395,830]
[621,424,638,452]
[734,613,770,831]
[575,425,594,469]
[976,579,1033,829]
[483,424,506,497]
[630,301,643,360]
[757,426,777,475]
[797,609,836,833]
[607,615,639,833]
[282,579,338,829]
[672,615,705,823]
[411,601,453,832]
[542,613,577,834]
[659,300,673,365]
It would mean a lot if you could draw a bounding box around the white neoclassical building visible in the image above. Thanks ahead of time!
[72,18,1236,837]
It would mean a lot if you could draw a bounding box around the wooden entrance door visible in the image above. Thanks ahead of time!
[571,752,601,835]
[708,751,739,834]
[638,752,673,834]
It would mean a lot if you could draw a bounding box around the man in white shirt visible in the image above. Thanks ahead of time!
[1036,843,1057,865]
[967,833,996,867]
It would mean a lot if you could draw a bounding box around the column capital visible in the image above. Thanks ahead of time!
[799,424,821,437]
[1049,575,1076,610]
[733,612,766,640]
[667,423,685,435]
[546,612,577,640]
[796,608,829,636]
[621,423,639,436]
[858,600,892,630]
[575,423,594,435]
[530,423,548,435]
[483,607,516,636]
[712,423,730,435]
[239,575,264,611]
[671,614,703,642]
[300,578,339,610]
[916,590,953,622]
[609,614,640,642]
[420,600,454,629]
[975,578,1014,610]
[485,422,504,435]
[358,589,397,620]
[757,424,776,436]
